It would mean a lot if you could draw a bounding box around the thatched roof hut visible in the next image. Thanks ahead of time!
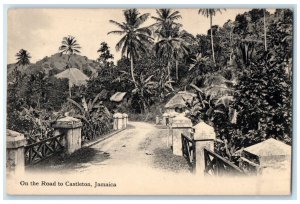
[55,68,89,87]
[165,91,196,109]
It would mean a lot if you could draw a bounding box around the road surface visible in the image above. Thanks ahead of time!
[30,121,190,175]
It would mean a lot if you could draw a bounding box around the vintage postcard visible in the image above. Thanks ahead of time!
[6,7,293,195]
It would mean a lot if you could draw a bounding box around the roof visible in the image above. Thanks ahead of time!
[244,138,291,157]
[55,68,89,87]
[164,91,196,109]
[110,92,127,102]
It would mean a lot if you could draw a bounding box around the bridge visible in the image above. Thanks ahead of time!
[6,114,291,195]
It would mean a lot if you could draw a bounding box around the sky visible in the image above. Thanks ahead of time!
[8,8,267,64]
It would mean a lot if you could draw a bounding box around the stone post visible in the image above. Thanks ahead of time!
[167,112,179,147]
[125,113,129,124]
[239,138,291,176]
[155,115,160,125]
[52,116,82,155]
[169,112,178,125]
[171,114,193,156]
[113,113,118,130]
[6,130,26,175]
[162,113,170,126]
[192,121,216,175]
[122,113,128,128]
[113,113,123,130]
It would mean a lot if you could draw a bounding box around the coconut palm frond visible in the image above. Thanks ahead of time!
[59,35,81,55]
[15,49,31,66]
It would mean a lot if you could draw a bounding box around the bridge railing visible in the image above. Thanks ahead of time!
[24,133,65,165]
[204,148,245,176]
[181,133,196,172]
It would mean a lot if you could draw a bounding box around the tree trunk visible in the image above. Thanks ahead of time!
[142,99,148,115]
[263,9,267,51]
[175,60,179,80]
[67,54,71,68]
[210,14,216,65]
[167,60,171,81]
[68,67,72,97]
[130,55,136,85]
[68,54,72,97]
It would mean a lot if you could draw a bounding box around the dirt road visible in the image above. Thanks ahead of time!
[29,121,190,175]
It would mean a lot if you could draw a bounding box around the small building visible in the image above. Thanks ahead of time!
[164,91,196,113]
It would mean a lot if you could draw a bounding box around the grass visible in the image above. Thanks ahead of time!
[152,147,191,173]
[139,128,191,173]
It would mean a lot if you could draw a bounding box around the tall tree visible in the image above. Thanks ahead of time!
[108,9,153,85]
[59,35,81,68]
[58,35,81,96]
[150,9,182,36]
[14,49,31,88]
[198,9,226,64]
[249,9,269,51]
[152,9,189,81]
[155,22,191,81]
[15,49,31,69]
[97,42,114,64]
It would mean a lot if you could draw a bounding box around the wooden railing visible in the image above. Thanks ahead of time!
[204,148,244,176]
[181,133,196,172]
[24,133,65,165]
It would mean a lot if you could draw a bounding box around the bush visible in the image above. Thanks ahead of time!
[66,95,113,141]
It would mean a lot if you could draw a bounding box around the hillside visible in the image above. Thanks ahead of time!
[7,53,100,81]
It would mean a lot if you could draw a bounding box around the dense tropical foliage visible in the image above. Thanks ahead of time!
[7,9,292,153]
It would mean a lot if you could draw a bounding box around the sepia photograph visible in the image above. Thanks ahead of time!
[5,6,293,196]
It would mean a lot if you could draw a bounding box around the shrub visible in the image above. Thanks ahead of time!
[66,94,113,141]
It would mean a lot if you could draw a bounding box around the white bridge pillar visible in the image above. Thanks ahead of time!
[192,121,216,175]
[52,116,82,155]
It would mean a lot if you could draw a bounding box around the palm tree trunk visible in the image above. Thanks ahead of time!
[167,60,171,81]
[68,54,72,97]
[175,60,179,80]
[69,68,72,97]
[263,9,267,51]
[210,14,216,64]
[130,55,136,85]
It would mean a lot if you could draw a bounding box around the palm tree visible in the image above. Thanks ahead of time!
[58,35,81,97]
[59,35,81,68]
[155,22,191,81]
[108,9,153,85]
[13,49,31,96]
[198,9,226,64]
[150,9,182,36]
[173,31,194,80]
[15,49,31,69]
